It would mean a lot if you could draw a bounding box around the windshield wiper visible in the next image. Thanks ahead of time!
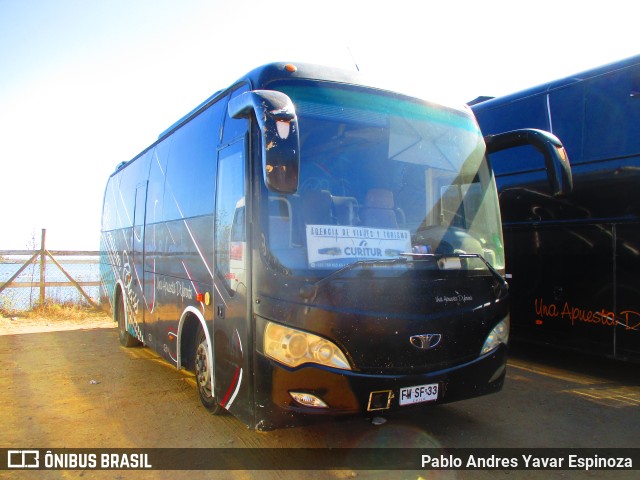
[299,257,409,300]
[400,251,507,288]
[299,252,507,301]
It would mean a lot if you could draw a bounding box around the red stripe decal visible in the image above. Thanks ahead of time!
[220,366,241,407]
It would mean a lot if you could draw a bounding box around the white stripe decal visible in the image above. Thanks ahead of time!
[225,368,243,409]
[546,94,553,133]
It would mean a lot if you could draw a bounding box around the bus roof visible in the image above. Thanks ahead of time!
[157,62,373,141]
[115,62,469,175]
[469,53,640,110]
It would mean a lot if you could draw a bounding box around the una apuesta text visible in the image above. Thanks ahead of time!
[534,298,640,331]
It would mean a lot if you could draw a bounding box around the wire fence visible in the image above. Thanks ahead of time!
[0,230,100,313]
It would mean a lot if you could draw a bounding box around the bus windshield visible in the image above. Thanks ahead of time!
[263,81,504,276]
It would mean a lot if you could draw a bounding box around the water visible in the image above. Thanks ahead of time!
[0,256,101,311]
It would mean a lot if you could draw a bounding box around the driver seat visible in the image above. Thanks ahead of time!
[361,188,398,228]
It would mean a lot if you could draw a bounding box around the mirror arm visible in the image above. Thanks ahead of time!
[485,128,573,197]
[229,90,300,194]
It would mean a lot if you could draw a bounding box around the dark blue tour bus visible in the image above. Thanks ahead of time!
[100,62,569,429]
[471,54,640,362]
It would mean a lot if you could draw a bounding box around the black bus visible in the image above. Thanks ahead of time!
[100,62,569,429]
[471,54,640,362]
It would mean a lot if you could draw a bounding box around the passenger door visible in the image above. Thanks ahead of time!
[213,139,251,422]
[131,181,148,334]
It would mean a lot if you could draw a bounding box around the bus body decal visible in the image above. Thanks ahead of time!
[219,366,242,410]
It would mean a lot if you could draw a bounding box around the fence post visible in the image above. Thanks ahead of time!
[40,229,46,306]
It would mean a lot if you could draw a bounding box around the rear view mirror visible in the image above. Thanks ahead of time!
[229,90,300,194]
[484,129,573,197]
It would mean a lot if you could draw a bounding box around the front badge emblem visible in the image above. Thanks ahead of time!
[410,334,442,350]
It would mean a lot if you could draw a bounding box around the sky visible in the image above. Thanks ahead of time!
[0,0,638,250]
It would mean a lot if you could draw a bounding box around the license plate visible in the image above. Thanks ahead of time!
[399,383,439,406]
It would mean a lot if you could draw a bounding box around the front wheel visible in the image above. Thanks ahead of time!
[195,326,222,414]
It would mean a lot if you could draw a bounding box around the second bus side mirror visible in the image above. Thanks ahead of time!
[484,128,573,197]
[229,90,300,194]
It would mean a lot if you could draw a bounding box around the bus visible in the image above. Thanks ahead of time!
[471,54,640,362]
[100,62,570,430]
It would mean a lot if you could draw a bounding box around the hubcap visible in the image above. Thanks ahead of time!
[195,340,212,397]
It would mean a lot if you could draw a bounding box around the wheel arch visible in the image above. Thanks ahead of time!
[177,307,213,379]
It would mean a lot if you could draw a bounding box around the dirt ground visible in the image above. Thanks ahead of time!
[1,312,638,480]
[0,310,114,335]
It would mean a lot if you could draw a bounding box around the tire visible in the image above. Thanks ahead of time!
[195,326,222,414]
[116,294,139,348]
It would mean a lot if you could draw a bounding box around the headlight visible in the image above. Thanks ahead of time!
[481,315,510,355]
[264,322,351,370]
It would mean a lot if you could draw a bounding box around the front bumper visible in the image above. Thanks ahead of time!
[253,344,507,429]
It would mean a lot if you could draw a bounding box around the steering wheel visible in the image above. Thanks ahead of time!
[299,176,331,193]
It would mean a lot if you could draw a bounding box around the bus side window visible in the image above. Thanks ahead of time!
[269,197,293,249]
[215,141,246,293]
[474,95,549,177]
[584,67,640,162]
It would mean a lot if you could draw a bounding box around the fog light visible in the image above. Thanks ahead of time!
[289,392,328,408]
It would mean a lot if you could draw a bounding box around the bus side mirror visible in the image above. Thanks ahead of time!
[484,128,573,197]
[229,90,300,194]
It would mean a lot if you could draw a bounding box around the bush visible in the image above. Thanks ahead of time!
[24,300,102,320]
